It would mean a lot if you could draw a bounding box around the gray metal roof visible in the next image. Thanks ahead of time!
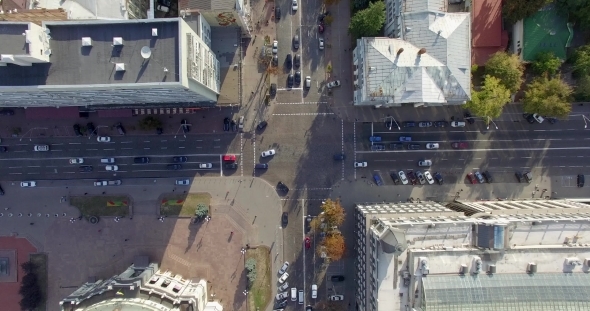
[0,23,29,55]
[184,0,235,10]
[0,20,180,87]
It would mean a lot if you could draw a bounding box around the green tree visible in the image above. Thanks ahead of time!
[485,52,525,93]
[245,258,257,284]
[574,75,590,101]
[555,0,590,28]
[19,263,42,311]
[523,76,572,117]
[138,116,162,131]
[465,75,511,120]
[194,204,209,218]
[320,199,345,227]
[348,1,385,39]
[532,51,562,76]
[571,45,590,78]
[502,0,551,25]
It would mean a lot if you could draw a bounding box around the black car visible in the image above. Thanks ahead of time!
[275,299,287,309]
[389,143,403,150]
[390,172,400,185]
[524,113,535,124]
[167,164,182,170]
[257,121,268,130]
[333,154,345,160]
[578,174,585,187]
[173,156,188,163]
[547,117,558,124]
[86,122,96,136]
[403,121,416,128]
[285,54,292,69]
[293,35,299,50]
[255,163,269,169]
[483,171,493,183]
[73,124,83,137]
[434,172,443,185]
[294,71,301,85]
[294,54,300,68]
[331,275,344,282]
[134,157,150,164]
[116,122,126,135]
[156,127,163,135]
[0,146,7,152]
[275,6,281,20]
[407,171,418,185]
[270,83,277,96]
[225,163,238,169]
[223,117,230,131]
[181,119,190,133]
[464,112,475,124]
[515,171,523,182]
[0,109,15,116]
[231,120,237,132]
[407,144,421,150]
[306,305,313,311]
[287,74,294,88]
[79,165,93,172]
[272,54,278,66]
[277,181,289,193]
[281,212,288,226]
[0,184,4,195]
[434,120,449,127]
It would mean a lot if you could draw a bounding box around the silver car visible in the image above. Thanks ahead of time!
[418,160,432,167]
[415,171,426,185]
[276,291,289,300]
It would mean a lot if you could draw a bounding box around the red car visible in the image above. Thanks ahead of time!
[305,237,311,249]
[466,173,477,184]
[451,142,469,149]
[318,24,324,33]
[222,154,236,162]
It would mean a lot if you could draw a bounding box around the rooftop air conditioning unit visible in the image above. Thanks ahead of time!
[82,37,92,46]
[115,63,125,71]
[152,28,158,36]
[527,262,537,274]
[113,37,123,46]
[487,265,496,274]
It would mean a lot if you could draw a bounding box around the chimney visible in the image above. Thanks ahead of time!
[418,48,426,55]
[397,48,404,55]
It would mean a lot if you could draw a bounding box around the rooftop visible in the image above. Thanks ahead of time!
[179,0,236,10]
[0,20,180,87]
[37,0,128,20]
[0,9,68,26]
[471,0,508,65]
[0,23,29,55]
[523,6,573,61]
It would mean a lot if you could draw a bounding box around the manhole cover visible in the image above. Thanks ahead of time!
[89,216,100,224]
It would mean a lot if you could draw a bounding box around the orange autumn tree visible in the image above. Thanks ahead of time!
[321,232,345,261]
[320,199,345,227]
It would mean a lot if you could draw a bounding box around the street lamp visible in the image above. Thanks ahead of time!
[583,115,590,128]
[486,116,498,130]
[382,116,400,130]
[174,122,191,139]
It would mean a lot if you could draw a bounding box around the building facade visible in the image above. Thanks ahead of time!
[353,0,471,107]
[179,0,252,38]
[60,256,222,311]
[0,18,220,108]
[354,199,590,311]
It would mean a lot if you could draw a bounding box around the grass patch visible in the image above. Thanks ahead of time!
[160,193,211,216]
[70,196,129,218]
[30,253,47,311]
[247,247,271,311]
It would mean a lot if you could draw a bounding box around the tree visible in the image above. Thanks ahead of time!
[571,45,590,78]
[574,75,590,101]
[352,0,369,10]
[523,76,572,117]
[465,75,511,120]
[138,116,162,131]
[321,233,345,261]
[320,199,345,227]
[556,0,590,28]
[19,262,42,311]
[485,52,524,93]
[532,51,562,76]
[194,204,209,218]
[245,258,257,285]
[21,261,36,274]
[502,0,551,25]
[348,1,385,39]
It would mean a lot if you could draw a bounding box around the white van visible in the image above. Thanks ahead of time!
[101,158,115,164]
[291,288,297,301]
[298,289,303,304]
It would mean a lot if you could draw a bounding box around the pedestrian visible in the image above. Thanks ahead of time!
[124,239,129,242]
[30,222,34,225]
[98,229,102,233]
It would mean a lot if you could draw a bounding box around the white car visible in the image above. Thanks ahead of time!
[330,295,344,301]
[97,136,111,142]
[292,0,298,11]
[425,143,439,149]
[176,179,190,185]
[20,181,36,187]
[398,171,409,185]
[278,272,289,284]
[450,121,466,127]
[199,163,213,169]
[94,181,108,186]
[105,165,119,171]
[319,37,324,50]
[278,261,290,274]
[326,80,341,89]
[272,40,278,54]
[311,284,317,299]
[354,161,367,168]
[276,291,289,300]
[69,158,84,164]
[418,160,432,167]
[424,171,435,184]
[261,149,276,157]
[533,113,544,123]
[33,145,49,151]
[278,282,289,292]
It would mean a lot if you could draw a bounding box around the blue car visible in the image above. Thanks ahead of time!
[373,173,383,186]
[369,136,382,142]
[399,136,412,142]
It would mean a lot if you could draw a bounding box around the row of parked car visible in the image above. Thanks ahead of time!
[377,170,444,186]
[369,137,470,151]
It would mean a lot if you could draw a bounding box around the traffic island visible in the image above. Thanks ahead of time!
[69,195,130,219]
[159,193,211,217]
[245,246,271,311]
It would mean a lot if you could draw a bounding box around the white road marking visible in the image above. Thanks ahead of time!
[356,146,590,153]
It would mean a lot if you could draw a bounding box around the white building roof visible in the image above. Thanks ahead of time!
[36,0,128,20]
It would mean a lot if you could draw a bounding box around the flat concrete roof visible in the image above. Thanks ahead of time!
[0,20,180,87]
[0,23,29,55]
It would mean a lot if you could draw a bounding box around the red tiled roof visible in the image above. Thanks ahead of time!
[25,107,80,119]
[472,0,508,65]
[2,0,28,12]
[0,237,38,311]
